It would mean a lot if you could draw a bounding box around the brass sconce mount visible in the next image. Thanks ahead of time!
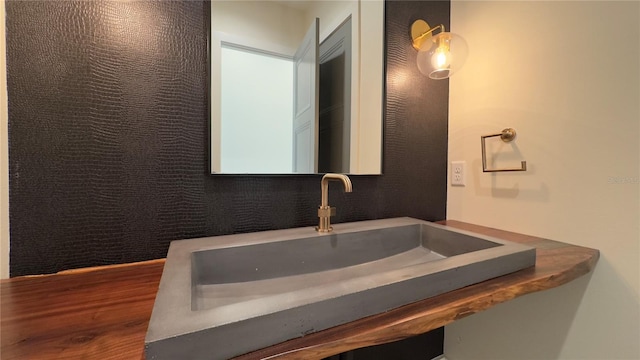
[410,20,445,51]
[498,128,517,142]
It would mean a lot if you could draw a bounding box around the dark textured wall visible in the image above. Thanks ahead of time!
[7,0,450,277]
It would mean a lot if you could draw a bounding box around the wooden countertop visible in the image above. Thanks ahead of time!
[1,221,599,360]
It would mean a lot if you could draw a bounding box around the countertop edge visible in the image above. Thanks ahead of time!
[0,220,600,360]
[233,220,600,359]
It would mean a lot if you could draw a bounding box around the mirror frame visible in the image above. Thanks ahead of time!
[207,1,384,175]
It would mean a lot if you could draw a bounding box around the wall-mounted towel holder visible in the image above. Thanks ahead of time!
[481,128,527,172]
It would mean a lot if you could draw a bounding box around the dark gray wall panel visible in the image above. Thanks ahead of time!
[7,0,450,277]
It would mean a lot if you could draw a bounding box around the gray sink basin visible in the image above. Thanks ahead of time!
[145,218,535,360]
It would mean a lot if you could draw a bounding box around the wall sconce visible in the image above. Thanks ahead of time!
[410,20,468,79]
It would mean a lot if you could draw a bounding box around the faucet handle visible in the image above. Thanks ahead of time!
[317,206,336,217]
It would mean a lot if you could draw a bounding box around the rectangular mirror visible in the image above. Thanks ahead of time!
[210,0,383,174]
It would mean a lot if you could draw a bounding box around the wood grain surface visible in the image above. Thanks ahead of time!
[0,221,599,360]
[1,260,164,360]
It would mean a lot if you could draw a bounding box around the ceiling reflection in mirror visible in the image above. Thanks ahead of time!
[210,0,383,174]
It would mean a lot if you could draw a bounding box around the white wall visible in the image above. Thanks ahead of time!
[1,0,9,279]
[302,0,356,43]
[211,1,307,56]
[446,1,639,359]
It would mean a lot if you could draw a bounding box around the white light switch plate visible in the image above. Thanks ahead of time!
[451,161,466,186]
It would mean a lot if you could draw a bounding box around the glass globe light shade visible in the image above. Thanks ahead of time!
[417,32,468,79]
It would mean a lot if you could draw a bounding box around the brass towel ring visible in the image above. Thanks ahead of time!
[481,128,527,172]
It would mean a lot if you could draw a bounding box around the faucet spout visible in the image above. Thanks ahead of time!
[317,173,352,233]
[320,173,352,208]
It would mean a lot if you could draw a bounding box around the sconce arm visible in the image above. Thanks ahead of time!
[414,24,446,42]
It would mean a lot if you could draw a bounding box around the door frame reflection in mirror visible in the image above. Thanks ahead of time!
[209,0,383,175]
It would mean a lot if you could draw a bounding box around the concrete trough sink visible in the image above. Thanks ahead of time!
[145,217,536,359]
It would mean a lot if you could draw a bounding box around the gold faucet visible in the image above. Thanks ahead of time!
[316,173,352,233]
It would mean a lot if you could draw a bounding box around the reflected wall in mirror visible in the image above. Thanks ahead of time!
[210,0,383,174]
